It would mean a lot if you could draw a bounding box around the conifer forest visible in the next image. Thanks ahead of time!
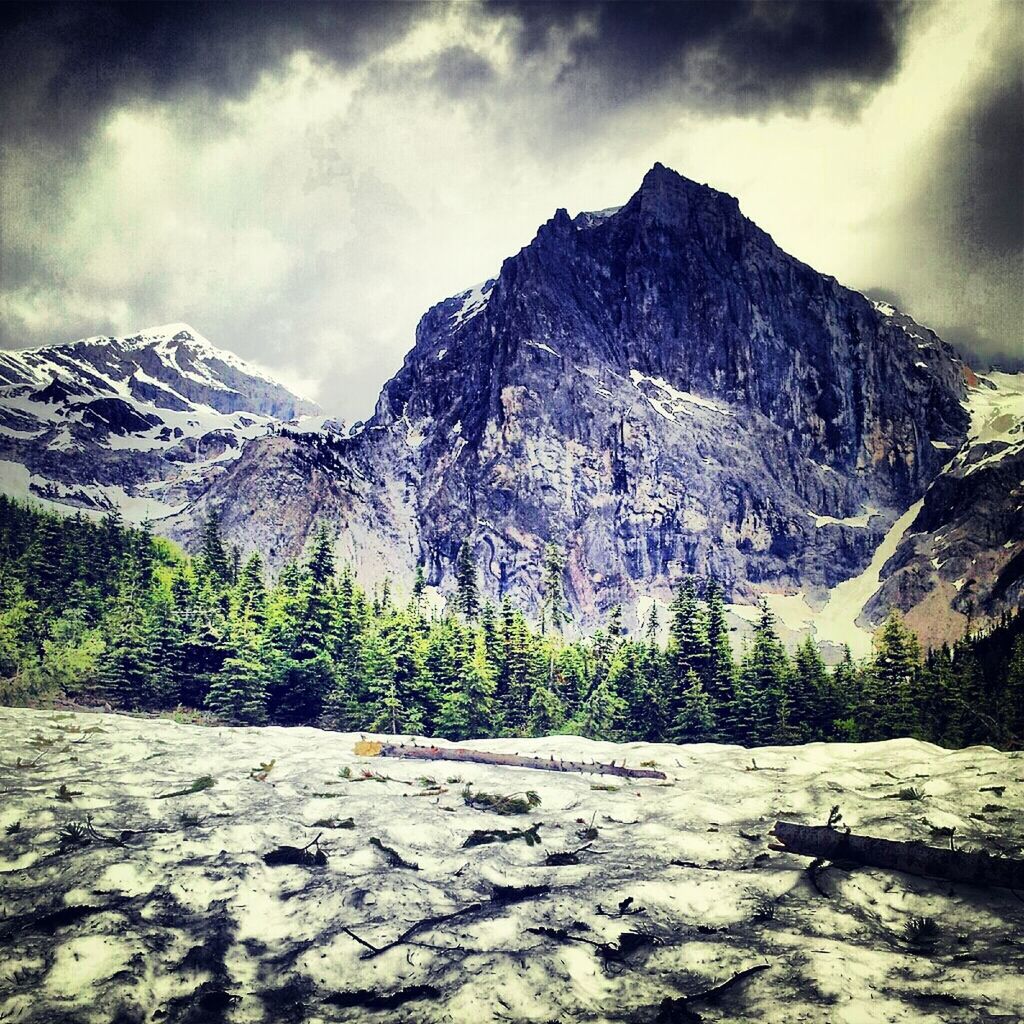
[3,496,1020,750]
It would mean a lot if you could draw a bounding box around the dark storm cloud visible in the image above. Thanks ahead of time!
[0,1,428,148]
[938,59,1023,258]
[489,0,912,113]
[1,0,912,151]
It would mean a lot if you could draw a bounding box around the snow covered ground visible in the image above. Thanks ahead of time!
[1,708,1022,1023]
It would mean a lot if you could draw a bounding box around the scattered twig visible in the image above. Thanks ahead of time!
[264,833,327,867]
[155,776,215,800]
[370,837,420,870]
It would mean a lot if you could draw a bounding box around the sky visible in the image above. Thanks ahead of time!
[1,0,1021,420]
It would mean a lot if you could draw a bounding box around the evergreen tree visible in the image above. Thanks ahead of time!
[666,578,709,723]
[200,511,230,583]
[574,673,624,741]
[671,670,717,742]
[527,678,565,736]
[234,552,268,626]
[610,640,667,741]
[869,610,922,737]
[206,646,269,724]
[702,577,737,724]
[541,542,568,634]
[735,602,790,745]
[791,637,830,740]
[454,541,480,621]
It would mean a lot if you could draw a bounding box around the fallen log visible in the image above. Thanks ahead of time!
[354,740,668,780]
[771,821,1024,890]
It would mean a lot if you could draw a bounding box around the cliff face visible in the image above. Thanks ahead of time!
[192,164,973,625]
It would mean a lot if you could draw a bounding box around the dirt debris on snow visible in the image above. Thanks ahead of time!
[0,707,1022,1023]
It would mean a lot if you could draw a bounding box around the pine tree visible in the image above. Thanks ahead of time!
[454,541,480,620]
[575,673,624,741]
[234,552,268,626]
[200,510,230,583]
[666,578,709,724]
[527,679,565,736]
[610,640,667,741]
[702,577,737,724]
[869,610,922,737]
[671,670,717,742]
[541,542,568,634]
[500,605,537,732]
[735,602,790,745]
[1003,637,1024,744]
[791,637,830,740]
[205,648,269,724]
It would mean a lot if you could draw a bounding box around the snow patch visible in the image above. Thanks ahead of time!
[450,281,494,329]
[805,506,878,529]
[628,370,732,421]
[526,341,561,358]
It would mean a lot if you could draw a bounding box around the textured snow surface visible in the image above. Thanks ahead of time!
[2,708,1022,1023]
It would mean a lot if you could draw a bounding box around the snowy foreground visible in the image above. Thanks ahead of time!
[1,709,1022,1024]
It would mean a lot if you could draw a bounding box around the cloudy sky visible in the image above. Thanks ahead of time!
[1,0,1020,420]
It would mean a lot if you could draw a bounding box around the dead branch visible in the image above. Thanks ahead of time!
[342,904,483,960]
[356,740,667,780]
[771,821,1024,890]
[656,964,770,1021]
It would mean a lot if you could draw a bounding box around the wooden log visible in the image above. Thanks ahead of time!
[354,740,668,780]
[771,821,1024,890]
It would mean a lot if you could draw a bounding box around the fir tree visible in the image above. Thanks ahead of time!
[541,542,568,634]
[454,541,480,621]
[206,648,269,724]
[575,673,624,741]
[869,610,922,737]
[671,670,717,742]
[200,511,230,583]
[527,678,565,736]
[666,578,709,724]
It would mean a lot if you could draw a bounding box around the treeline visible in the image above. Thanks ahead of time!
[1,496,1021,748]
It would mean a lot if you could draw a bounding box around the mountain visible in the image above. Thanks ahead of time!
[179,164,1019,647]
[0,323,321,521]
[2,165,1018,649]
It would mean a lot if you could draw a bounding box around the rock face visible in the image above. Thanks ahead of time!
[864,371,1024,648]
[0,324,320,521]
[188,164,976,628]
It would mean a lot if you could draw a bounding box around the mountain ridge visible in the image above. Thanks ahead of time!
[1,164,1020,648]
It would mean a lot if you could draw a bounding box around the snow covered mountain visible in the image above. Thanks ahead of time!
[0,324,321,522]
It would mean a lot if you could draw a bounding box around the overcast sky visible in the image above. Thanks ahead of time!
[1,0,1020,419]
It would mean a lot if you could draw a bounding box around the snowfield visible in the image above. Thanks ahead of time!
[1,708,1022,1023]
